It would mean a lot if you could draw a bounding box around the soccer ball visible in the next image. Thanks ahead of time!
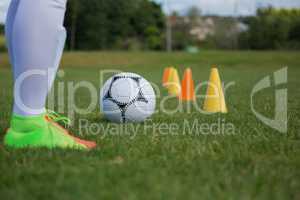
[100,72,156,123]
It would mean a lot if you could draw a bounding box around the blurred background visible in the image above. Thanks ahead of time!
[0,0,300,52]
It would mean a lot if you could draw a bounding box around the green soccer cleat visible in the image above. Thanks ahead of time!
[4,111,96,150]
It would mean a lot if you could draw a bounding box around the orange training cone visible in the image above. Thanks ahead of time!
[162,67,172,87]
[203,68,227,113]
[180,68,195,101]
[167,68,181,96]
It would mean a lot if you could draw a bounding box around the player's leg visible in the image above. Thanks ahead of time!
[12,0,67,116]
[4,0,96,150]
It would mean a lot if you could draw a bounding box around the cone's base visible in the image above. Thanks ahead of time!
[203,108,228,114]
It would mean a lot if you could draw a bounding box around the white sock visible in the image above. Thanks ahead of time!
[5,0,67,116]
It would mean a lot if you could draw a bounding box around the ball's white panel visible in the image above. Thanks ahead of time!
[110,78,139,104]
[139,78,156,97]
[102,99,123,123]
[125,101,155,122]
[139,78,156,113]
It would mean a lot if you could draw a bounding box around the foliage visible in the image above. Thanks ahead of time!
[0,25,6,52]
[169,7,300,50]
[64,0,165,50]
[239,8,300,50]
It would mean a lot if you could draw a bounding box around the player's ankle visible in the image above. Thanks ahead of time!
[10,114,47,133]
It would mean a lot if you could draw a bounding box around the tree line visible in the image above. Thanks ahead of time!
[168,7,300,50]
[64,0,165,50]
[239,8,300,50]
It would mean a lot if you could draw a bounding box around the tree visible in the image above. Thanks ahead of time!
[66,0,81,50]
[240,7,300,50]
[64,0,165,50]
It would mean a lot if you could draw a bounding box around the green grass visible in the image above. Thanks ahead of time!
[0,51,300,200]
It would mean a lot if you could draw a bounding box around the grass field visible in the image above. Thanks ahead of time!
[0,51,300,200]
